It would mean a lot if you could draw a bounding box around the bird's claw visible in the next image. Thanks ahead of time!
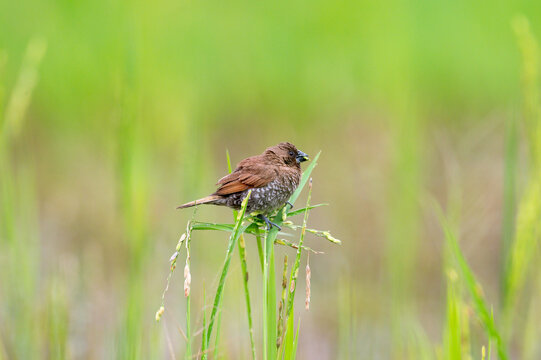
[286,201,293,209]
[258,214,281,231]
[267,221,281,231]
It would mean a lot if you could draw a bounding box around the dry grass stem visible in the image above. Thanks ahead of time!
[305,255,311,311]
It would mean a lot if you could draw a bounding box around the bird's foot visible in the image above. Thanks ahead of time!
[258,214,281,231]
[286,201,293,209]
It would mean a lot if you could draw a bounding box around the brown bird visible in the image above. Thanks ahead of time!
[177,142,309,229]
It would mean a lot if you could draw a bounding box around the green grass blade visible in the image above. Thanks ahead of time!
[191,222,235,232]
[512,16,541,168]
[226,149,233,173]
[488,309,493,360]
[502,18,541,342]
[291,319,301,360]
[255,228,264,273]
[200,287,207,360]
[285,180,312,320]
[3,38,47,139]
[213,308,222,360]
[286,203,328,217]
[500,111,518,303]
[204,191,252,351]
[263,230,269,360]
[266,244,277,360]
[435,205,508,360]
[283,314,295,360]
[185,227,192,359]
[502,178,541,327]
[443,268,462,360]
[277,255,289,351]
[238,234,256,359]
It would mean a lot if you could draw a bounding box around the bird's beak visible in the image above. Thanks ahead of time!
[296,150,309,163]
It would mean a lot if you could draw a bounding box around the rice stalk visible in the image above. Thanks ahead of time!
[502,17,541,344]
[284,179,312,322]
[305,255,311,311]
[185,223,192,359]
[203,191,252,354]
[238,233,256,359]
[277,255,289,349]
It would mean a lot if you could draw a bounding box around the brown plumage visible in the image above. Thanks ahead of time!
[177,142,309,227]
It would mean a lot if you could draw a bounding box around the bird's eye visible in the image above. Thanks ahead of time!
[289,151,295,156]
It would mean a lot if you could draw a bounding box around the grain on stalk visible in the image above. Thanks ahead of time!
[277,255,289,348]
[184,263,191,297]
[305,255,311,311]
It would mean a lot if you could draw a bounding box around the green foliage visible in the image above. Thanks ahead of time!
[443,268,462,360]
[503,17,541,333]
[4,1,541,358]
[436,207,507,359]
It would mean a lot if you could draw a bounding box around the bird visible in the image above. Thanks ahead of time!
[177,142,309,230]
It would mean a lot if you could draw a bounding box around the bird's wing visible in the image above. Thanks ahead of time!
[215,161,276,195]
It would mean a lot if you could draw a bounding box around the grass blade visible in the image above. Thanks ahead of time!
[435,205,508,360]
[265,242,277,360]
[500,112,518,303]
[285,180,313,321]
[238,233,256,359]
[282,314,297,360]
[213,308,222,360]
[185,225,192,359]
[204,191,252,353]
[191,222,235,232]
[292,319,301,360]
[277,255,289,350]
[443,268,462,360]
[255,227,264,273]
[200,287,207,360]
[286,203,328,217]
[502,18,541,343]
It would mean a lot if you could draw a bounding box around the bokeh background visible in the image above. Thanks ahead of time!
[2,1,541,359]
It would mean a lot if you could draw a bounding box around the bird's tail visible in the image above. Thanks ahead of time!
[176,195,221,209]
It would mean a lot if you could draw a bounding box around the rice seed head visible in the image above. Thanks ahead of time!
[169,251,179,262]
[155,306,165,322]
[278,255,289,332]
[282,255,289,289]
[176,233,187,251]
[184,263,191,297]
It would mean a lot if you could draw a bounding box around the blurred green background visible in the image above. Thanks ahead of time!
[2,0,541,359]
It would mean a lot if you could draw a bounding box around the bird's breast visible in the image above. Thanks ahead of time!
[224,169,301,214]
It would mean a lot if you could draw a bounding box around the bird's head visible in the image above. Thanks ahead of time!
[265,142,309,167]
